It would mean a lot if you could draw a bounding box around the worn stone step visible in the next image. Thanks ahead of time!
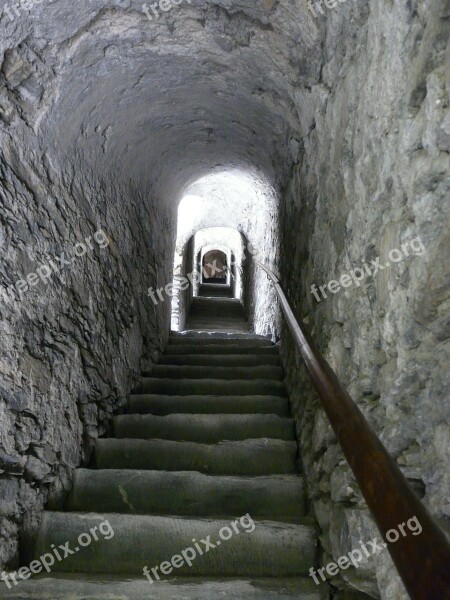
[159,353,280,366]
[190,297,242,305]
[190,300,243,307]
[185,321,248,329]
[189,305,244,314]
[94,439,297,475]
[187,310,245,316]
[112,414,294,442]
[170,330,261,339]
[184,323,248,329]
[67,470,305,520]
[168,336,273,347]
[165,344,279,355]
[148,365,283,380]
[198,286,233,297]
[185,325,250,333]
[186,314,246,321]
[33,513,317,576]
[185,323,249,330]
[188,311,244,318]
[0,574,324,600]
[136,378,286,396]
[128,394,290,416]
[0,574,326,599]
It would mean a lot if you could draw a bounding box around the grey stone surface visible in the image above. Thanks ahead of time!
[164,344,279,355]
[0,575,326,600]
[67,469,306,519]
[112,413,294,442]
[137,377,286,396]
[277,1,450,598]
[94,437,297,474]
[149,364,283,380]
[128,393,290,415]
[159,353,280,365]
[0,128,169,570]
[33,512,317,576]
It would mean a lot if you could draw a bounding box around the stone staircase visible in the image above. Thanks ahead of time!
[186,296,249,332]
[198,282,233,298]
[3,316,325,598]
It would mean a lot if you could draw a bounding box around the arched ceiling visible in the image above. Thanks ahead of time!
[0,0,323,206]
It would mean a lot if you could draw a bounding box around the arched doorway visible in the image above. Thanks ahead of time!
[202,249,228,284]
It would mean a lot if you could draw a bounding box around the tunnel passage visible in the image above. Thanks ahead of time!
[201,249,228,284]
[170,185,278,333]
[0,1,449,598]
[198,245,233,298]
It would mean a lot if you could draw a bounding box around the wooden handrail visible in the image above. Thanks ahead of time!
[256,260,450,600]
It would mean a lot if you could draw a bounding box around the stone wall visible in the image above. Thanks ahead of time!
[279,0,449,598]
[0,129,173,569]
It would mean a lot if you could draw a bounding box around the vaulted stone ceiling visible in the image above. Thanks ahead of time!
[1,0,322,203]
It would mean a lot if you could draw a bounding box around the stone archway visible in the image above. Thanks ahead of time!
[202,249,227,283]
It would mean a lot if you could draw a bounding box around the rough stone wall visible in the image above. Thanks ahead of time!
[279,0,449,598]
[0,128,173,569]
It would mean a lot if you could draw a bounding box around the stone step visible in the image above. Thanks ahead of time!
[0,574,324,600]
[182,314,242,318]
[186,313,246,320]
[136,378,286,396]
[168,336,273,346]
[189,305,244,314]
[199,287,233,297]
[190,299,243,307]
[184,324,249,331]
[185,325,250,333]
[33,513,317,576]
[170,330,260,338]
[128,394,290,416]
[159,353,280,366]
[94,439,297,475]
[112,414,294,442]
[190,297,242,305]
[185,323,250,331]
[165,344,279,355]
[67,470,305,520]
[187,309,246,315]
[188,320,247,325]
[185,322,249,330]
[148,365,283,380]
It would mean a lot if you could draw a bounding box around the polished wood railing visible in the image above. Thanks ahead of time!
[256,261,450,600]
